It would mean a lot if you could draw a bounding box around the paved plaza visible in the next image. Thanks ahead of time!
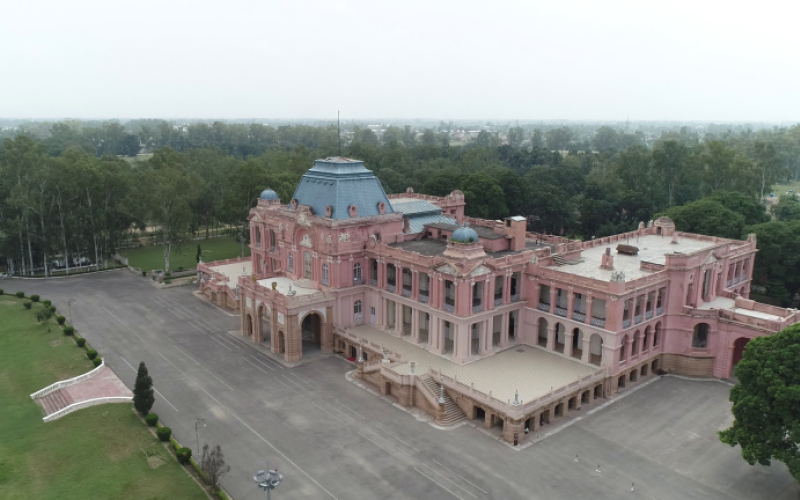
[8,270,798,500]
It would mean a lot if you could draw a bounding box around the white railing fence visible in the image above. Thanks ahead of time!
[43,396,133,422]
[30,359,106,399]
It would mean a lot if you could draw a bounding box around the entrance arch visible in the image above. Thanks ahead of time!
[258,305,271,344]
[301,312,323,354]
[731,337,750,376]
[589,334,603,366]
[243,313,253,337]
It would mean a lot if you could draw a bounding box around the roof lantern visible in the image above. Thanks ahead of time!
[259,189,279,200]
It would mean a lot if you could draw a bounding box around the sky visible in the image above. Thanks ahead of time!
[1,0,798,122]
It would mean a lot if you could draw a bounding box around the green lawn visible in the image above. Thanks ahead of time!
[0,296,207,500]
[119,236,250,272]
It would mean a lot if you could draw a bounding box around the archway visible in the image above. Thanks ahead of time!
[276,331,286,354]
[589,334,603,366]
[537,318,548,347]
[693,323,710,348]
[301,312,323,355]
[244,313,253,337]
[731,337,750,376]
[555,323,566,353]
[258,305,271,344]
[571,328,583,359]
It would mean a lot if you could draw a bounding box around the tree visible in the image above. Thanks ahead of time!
[652,139,690,206]
[706,191,769,226]
[771,195,800,221]
[133,361,155,416]
[200,444,231,491]
[460,173,508,220]
[196,243,202,263]
[665,199,745,239]
[745,220,800,306]
[700,140,735,194]
[719,324,800,482]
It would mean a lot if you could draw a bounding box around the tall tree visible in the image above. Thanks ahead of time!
[652,139,689,206]
[133,361,155,416]
[719,324,800,482]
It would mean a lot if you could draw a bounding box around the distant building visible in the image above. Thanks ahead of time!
[198,157,799,445]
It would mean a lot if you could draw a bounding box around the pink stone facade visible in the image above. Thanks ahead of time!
[197,159,800,442]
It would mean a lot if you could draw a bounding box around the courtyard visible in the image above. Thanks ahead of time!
[5,271,798,500]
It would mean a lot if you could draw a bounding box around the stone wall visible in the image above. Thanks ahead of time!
[660,353,715,377]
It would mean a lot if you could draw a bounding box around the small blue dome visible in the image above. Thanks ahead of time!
[451,224,479,243]
[259,189,279,200]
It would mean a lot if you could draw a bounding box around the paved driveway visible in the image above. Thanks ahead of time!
[8,271,798,500]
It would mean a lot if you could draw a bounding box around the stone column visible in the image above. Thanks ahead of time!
[567,292,575,319]
[411,308,420,343]
[396,265,402,294]
[485,278,494,311]
[412,270,419,300]
[500,312,510,347]
[564,330,574,357]
[585,296,594,325]
[546,326,556,351]
[581,336,591,363]
[549,287,557,315]
[502,417,525,444]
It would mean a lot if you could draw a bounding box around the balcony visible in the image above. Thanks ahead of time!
[622,319,631,328]
[387,284,396,293]
[537,302,550,312]
[369,278,377,286]
[444,303,455,313]
[646,310,654,320]
[727,279,732,287]
[572,312,586,322]
[590,317,606,328]
[656,307,664,316]
[634,314,643,324]
[473,304,483,313]
[510,294,520,302]
[402,289,411,298]
[495,297,504,307]
[353,277,365,285]
[419,294,429,304]
[554,307,567,317]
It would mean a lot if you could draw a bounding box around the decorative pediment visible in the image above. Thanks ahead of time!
[704,252,718,265]
[469,265,490,278]
[436,264,459,276]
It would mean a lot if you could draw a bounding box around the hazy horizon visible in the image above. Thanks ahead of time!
[2,0,798,122]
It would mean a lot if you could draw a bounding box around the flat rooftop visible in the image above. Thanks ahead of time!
[547,234,720,281]
[256,277,318,296]
[391,237,552,258]
[697,296,785,321]
[349,325,599,404]
[207,261,253,288]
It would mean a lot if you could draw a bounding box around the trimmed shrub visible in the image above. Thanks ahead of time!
[76,338,86,347]
[86,349,98,360]
[48,305,56,313]
[56,315,66,325]
[0,289,4,295]
[16,291,24,298]
[176,447,192,464]
[164,279,172,285]
[42,300,51,306]
[157,427,172,442]
[164,271,171,277]
[145,412,159,427]
[63,326,75,336]
[177,266,184,272]
[30,294,40,302]
[92,358,102,367]
[23,301,32,309]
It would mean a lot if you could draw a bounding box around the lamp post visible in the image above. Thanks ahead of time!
[254,469,283,499]
[195,418,206,463]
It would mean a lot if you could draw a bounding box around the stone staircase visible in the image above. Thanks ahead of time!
[37,389,74,416]
[421,375,466,426]
[552,255,568,266]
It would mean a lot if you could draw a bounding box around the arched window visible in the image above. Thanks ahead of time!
[322,264,329,285]
[288,253,294,272]
[354,300,362,314]
[620,335,628,361]
[692,323,709,348]
[353,300,363,324]
[353,262,362,282]
[654,322,662,346]
[632,330,639,355]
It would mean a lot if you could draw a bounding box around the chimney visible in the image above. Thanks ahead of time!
[504,216,527,251]
[600,247,614,269]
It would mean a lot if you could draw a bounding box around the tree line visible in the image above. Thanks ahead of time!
[0,121,798,303]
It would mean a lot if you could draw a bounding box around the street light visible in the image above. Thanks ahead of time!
[195,418,206,463]
[254,469,283,499]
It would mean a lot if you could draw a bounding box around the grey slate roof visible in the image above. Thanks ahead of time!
[391,200,443,216]
[407,214,458,234]
[290,157,394,220]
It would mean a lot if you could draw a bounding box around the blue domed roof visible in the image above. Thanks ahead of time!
[259,189,279,200]
[451,224,479,243]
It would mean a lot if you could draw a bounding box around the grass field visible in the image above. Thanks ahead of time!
[119,236,250,272]
[772,180,800,196]
[0,296,207,500]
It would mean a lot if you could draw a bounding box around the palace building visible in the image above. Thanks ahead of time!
[198,157,800,444]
